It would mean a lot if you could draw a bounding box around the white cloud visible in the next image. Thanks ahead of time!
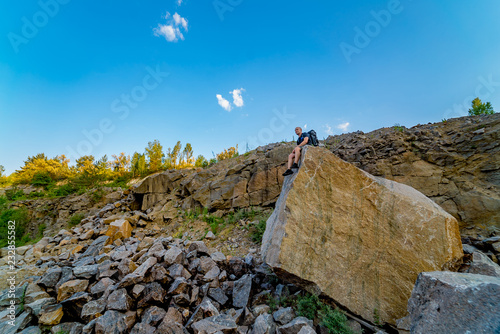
[337,122,350,132]
[216,94,232,111]
[324,124,334,135]
[303,124,307,130]
[173,13,188,30]
[153,12,188,42]
[177,0,183,5]
[231,88,245,107]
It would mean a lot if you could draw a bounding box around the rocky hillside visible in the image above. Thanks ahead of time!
[0,114,499,333]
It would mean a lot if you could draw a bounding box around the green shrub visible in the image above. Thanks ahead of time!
[89,187,106,204]
[250,219,266,244]
[294,293,358,334]
[468,97,495,115]
[393,124,404,132]
[68,213,85,227]
[28,191,45,199]
[5,188,25,201]
[48,183,80,197]
[320,306,356,334]
[204,215,225,234]
[31,171,53,189]
[108,175,131,189]
[296,293,322,320]
[0,196,7,211]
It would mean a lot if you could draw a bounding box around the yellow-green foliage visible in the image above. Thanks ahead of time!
[13,154,72,184]
[216,145,239,161]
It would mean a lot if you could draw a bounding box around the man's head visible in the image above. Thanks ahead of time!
[295,127,302,136]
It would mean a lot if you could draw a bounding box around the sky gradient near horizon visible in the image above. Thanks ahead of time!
[1,0,500,174]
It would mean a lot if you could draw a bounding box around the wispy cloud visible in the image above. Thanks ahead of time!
[231,88,245,107]
[303,124,307,130]
[173,13,188,30]
[337,122,350,132]
[324,123,334,135]
[177,0,183,6]
[216,94,232,112]
[153,12,188,42]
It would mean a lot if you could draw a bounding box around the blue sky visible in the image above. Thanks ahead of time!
[1,0,500,174]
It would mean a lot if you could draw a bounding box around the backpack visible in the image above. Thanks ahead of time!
[307,130,319,146]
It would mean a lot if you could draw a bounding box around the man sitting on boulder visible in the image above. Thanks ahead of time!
[282,126,311,176]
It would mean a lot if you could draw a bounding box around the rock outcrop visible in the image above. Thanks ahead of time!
[129,114,500,242]
[261,146,463,325]
[403,271,500,333]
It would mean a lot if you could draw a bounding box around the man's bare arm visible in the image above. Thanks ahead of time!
[298,136,309,147]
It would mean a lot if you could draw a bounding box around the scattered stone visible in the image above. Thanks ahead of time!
[277,317,313,334]
[142,306,167,326]
[467,251,500,277]
[37,267,62,288]
[81,299,106,322]
[188,241,210,255]
[95,310,129,334]
[252,313,276,334]
[273,307,295,325]
[38,304,64,326]
[57,280,89,302]
[233,274,253,308]
[191,314,238,334]
[107,288,133,311]
[205,231,216,240]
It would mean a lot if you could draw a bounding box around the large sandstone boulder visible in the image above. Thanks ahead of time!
[261,146,463,325]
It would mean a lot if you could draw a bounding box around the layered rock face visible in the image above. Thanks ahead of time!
[261,147,464,325]
[132,114,500,236]
[133,144,291,211]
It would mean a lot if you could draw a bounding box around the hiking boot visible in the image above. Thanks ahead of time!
[291,162,299,169]
[282,169,293,176]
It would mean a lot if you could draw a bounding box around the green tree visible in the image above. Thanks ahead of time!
[0,165,8,186]
[14,154,70,184]
[24,153,48,164]
[216,145,239,161]
[111,152,130,176]
[145,140,164,172]
[468,97,495,115]
[131,152,147,177]
[195,155,207,167]
[183,143,194,166]
[164,148,173,169]
[171,141,182,169]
